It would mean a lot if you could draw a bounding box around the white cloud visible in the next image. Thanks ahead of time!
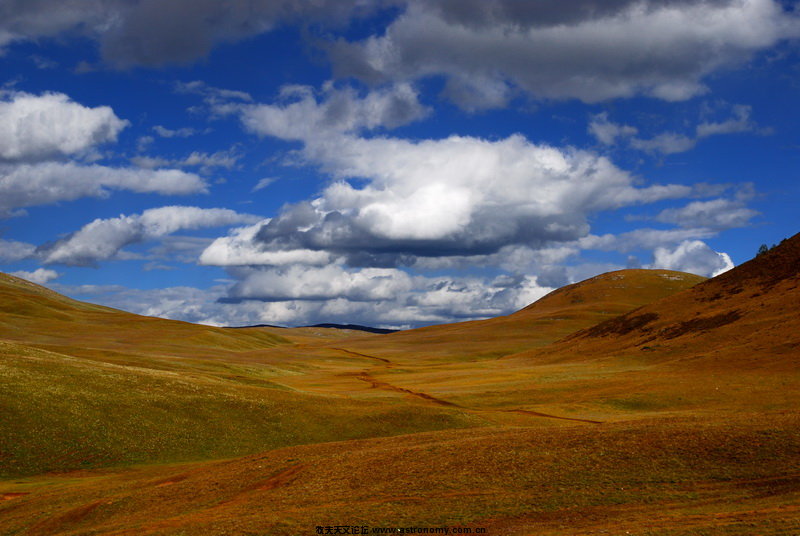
[0,162,207,217]
[199,92,703,291]
[153,125,200,138]
[650,239,734,277]
[655,198,758,230]
[175,80,253,106]
[200,221,333,267]
[202,120,715,322]
[300,133,688,244]
[630,132,697,155]
[9,267,60,284]
[181,150,238,169]
[240,82,429,141]
[627,104,762,155]
[129,155,171,169]
[252,177,276,192]
[0,91,128,162]
[332,0,800,106]
[696,104,757,138]
[136,135,155,152]
[68,265,553,328]
[0,238,35,262]
[38,206,260,266]
[578,228,719,253]
[205,126,692,277]
[228,264,415,302]
[131,149,240,172]
[588,112,638,145]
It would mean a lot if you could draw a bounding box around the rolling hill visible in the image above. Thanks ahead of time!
[334,269,705,363]
[0,268,704,478]
[0,272,290,365]
[0,273,481,478]
[538,234,800,368]
[1,237,798,535]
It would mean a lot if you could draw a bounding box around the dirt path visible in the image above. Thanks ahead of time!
[334,347,603,425]
[502,408,604,424]
[355,371,461,407]
[329,347,393,366]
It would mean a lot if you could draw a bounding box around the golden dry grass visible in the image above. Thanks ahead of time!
[1,236,799,535]
[2,414,799,535]
[335,269,705,364]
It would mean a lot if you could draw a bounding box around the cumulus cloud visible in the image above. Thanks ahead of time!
[197,82,759,323]
[655,198,758,230]
[2,1,797,108]
[200,221,333,267]
[226,264,415,302]
[0,91,128,162]
[0,89,214,217]
[0,162,207,217]
[68,266,552,328]
[630,132,698,155]
[603,104,764,155]
[203,123,706,312]
[37,206,260,266]
[579,228,719,254]
[0,0,377,67]
[695,104,758,138]
[588,113,638,145]
[240,82,429,141]
[152,125,201,138]
[0,238,35,262]
[214,133,690,268]
[650,239,734,277]
[131,148,240,172]
[9,267,60,284]
[331,0,800,106]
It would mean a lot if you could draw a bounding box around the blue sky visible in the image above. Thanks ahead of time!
[0,0,798,328]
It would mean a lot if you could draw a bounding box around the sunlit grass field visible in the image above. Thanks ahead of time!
[1,237,799,535]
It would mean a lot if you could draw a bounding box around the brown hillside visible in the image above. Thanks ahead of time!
[2,254,799,535]
[2,414,798,536]
[0,272,290,364]
[530,233,800,370]
[335,269,704,363]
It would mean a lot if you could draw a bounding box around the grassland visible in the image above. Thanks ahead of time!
[1,238,799,535]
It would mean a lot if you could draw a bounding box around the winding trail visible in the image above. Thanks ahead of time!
[355,371,461,407]
[329,347,393,366]
[502,408,604,424]
[332,347,603,425]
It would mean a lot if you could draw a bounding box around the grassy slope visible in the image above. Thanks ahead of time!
[537,234,800,368]
[0,273,290,365]
[1,251,799,535]
[0,274,482,477]
[282,270,712,425]
[0,338,481,478]
[359,244,800,424]
[2,414,798,535]
[477,233,800,420]
[0,268,705,478]
[336,269,705,363]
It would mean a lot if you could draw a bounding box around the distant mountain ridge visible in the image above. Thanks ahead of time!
[225,322,398,334]
[305,323,398,334]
